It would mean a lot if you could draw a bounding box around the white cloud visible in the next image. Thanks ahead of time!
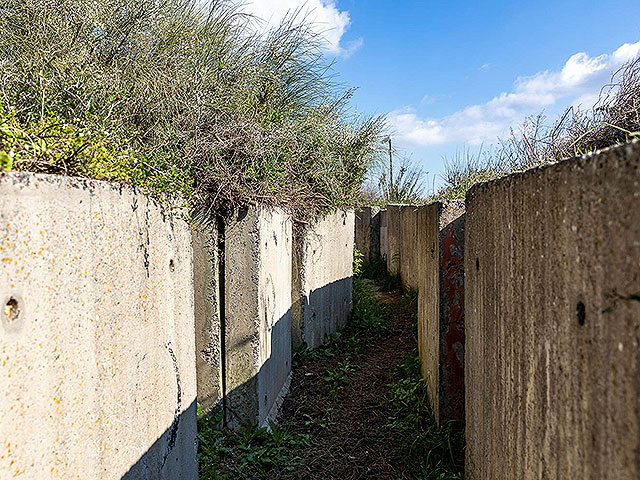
[390,41,640,147]
[612,41,640,63]
[420,94,435,105]
[240,0,361,57]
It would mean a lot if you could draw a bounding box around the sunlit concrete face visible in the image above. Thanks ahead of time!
[0,172,197,479]
[224,205,293,429]
[465,141,640,479]
[399,205,420,290]
[292,210,354,350]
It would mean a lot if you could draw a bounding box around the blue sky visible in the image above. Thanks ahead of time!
[243,0,640,190]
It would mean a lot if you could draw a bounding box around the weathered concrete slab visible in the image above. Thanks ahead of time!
[384,204,404,275]
[355,206,381,262]
[417,204,440,423]
[0,172,197,479]
[416,201,465,425]
[192,215,223,417]
[399,205,420,289]
[292,210,354,349]
[382,204,422,285]
[437,203,465,422]
[379,208,388,264]
[369,207,381,261]
[355,207,371,260]
[465,141,640,479]
[224,206,292,428]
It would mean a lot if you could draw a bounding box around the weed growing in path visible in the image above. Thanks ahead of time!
[325,359,357,400]
[386,351,465,479]
[197,417,310,479]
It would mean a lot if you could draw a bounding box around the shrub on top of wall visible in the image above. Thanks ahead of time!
[0,0,385,222]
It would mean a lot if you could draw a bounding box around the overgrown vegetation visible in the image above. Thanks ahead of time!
[0,0,384,221]
[435,147,499,201]
[434,57,640,201]
[363,150,428,205]
[376,157,427,204]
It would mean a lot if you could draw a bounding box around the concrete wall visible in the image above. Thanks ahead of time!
[382,201,465,423]
[399,205,420,289]
[224,206,292,428]
[369,207,381,260]
[437,203,465,422]
[416,204,440,424]
[416,202,465,425]
[384,205,403,275]
[355,207,371,260]
[379,208,388,263]
[292,210,354,349]
[0,172,197,479]
[192,216,223,417]
[355,206,381,262]
[465,141,640,479]
[382,204,422,286]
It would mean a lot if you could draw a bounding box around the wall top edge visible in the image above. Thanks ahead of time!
[465,139,640,203]
[0,170,187,211]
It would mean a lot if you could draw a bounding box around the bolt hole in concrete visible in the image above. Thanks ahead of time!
[577,301,586,326]
[169,259,175,272]
[5,297,20,323]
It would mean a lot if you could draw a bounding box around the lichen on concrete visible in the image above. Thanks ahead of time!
[0,172,198,479]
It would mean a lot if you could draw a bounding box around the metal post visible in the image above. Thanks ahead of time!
[388,136,393,201]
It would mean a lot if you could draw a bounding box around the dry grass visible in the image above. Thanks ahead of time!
[434,57,640,200]
[0,0,385,221]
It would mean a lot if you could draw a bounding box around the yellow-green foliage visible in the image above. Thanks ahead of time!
[0,103,193,198]
[0,0,384,217]
[1,104,129,177]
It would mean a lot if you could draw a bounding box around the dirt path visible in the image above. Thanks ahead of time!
[201,282,463,479]
[278,289,415,480]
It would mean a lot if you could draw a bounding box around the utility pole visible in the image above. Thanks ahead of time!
[388,136,393,201]
[382,136,393,201]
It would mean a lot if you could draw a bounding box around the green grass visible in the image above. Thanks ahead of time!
[386,351,465,480]
[197,417,310,479]
[325,358,357,400]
